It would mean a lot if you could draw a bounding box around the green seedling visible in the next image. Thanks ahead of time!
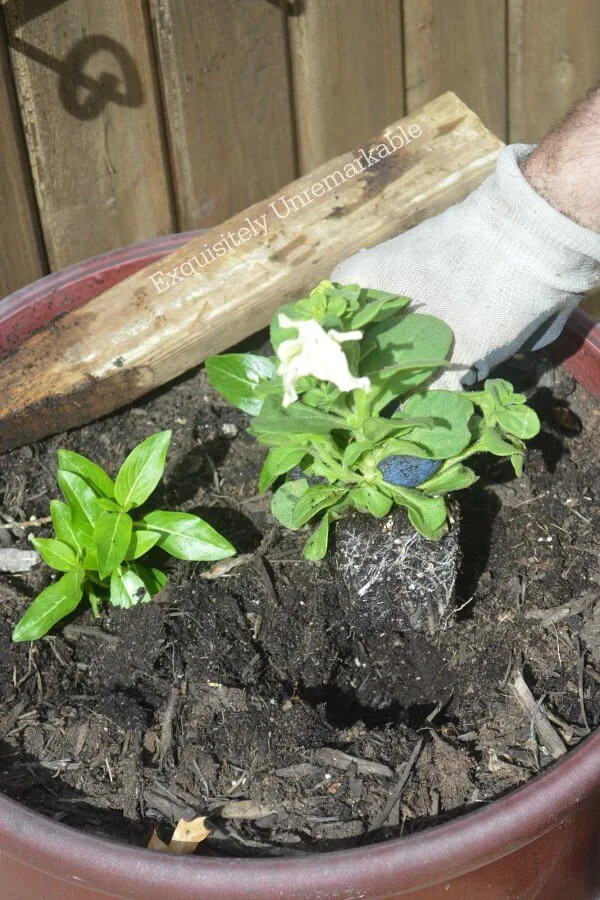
[206,281,540,560]
[12,431,235,642]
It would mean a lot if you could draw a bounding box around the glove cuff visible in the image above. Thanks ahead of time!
[472,143,600,294]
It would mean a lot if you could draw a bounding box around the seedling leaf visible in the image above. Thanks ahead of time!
[57,449,115,498]
[140,511,235,561]
[13,570,84,642]
[114,430,171,510]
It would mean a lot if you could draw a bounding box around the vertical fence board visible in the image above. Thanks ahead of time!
[288,0,404,172]
[508,0,600,143]
[403,0,507,140]
[3,0,175,270]
[0,18,46,298]
[150,0,296,230]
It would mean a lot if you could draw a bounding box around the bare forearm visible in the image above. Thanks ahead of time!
[522,86,600,232]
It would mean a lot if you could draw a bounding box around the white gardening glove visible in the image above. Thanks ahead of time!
[332,144,600,389]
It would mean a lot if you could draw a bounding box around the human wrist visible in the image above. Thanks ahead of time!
[521,87,600,232]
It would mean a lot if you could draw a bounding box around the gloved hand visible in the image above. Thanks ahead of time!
[332,144,600,389]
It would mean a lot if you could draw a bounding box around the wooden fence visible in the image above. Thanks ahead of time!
[1,0,599,300]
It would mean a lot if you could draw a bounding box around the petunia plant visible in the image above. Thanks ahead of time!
[205,281,540,561]
[12,431,235,642]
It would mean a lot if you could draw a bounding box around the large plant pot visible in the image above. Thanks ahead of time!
[1,235,600,900]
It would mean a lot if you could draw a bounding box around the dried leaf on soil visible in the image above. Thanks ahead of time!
[147,816,211,854]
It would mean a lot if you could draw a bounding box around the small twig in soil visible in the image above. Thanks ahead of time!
[370,738,424,831]
[512,492,549,509]
[584,665,600,685]
[159,684,180,769]
[499,650,513,688]
[0,698,28,742]
[218,800,276,820]
[0,515,51,529]
[425,701,444,724]
[275,763,322,778]
[429,790,440,817]
[253,554,279,608]
[144,786,196,822]
[315,748,394,778]
[544,709,586,742]
[456,730,478,742]
[62,624,120,648]
[200,554,252,580]
[74,722,89,757]
[200,528,279,581]
[577,641,591,734]
[524,591,597,628]
[511,672,567,761]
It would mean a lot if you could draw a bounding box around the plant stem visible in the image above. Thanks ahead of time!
[311,443,357,483]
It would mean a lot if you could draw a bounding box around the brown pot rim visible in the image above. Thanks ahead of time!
[1,731,599,896]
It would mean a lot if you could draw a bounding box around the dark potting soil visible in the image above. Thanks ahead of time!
[0,345,599,857]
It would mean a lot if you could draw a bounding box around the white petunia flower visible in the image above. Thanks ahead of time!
[276,314,371,407]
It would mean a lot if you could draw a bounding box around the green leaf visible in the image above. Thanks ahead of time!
[255,431,315,449]
[342,441,372,466]
[495,406,540,440]
[360,313,453,403]
[50,500,82,555]
[57,449,115,498]
[350,484,393,517]
[250,395,351,436]
[57,469,102,528]
[386,484,448,540]
[511,453,525,476]
[258,447,306,494]
[291,484,347,528]
[13,570,84,642]
[362,416,434,444]
[475,424,521,457]
[82,546,98,570]
[130,562,168,596]
[253,376,284,401]
[114,431,171,510]
[125,529,161,561]
[270,479,309,529]
[110,567,150,609]
[470,379,540,440]
[398,391,474,459]
[140,510,235,561]
[96,498,122,512]
[350,294,410,329]
[372,437,430,462]
[31,537,79,573]
[94,511,133,580]
[406,495,448,540]
[472,378,515,417]
[360,315,453,412]
[303,513,331,561]
[205,353,276,416]
[418,462,478,494]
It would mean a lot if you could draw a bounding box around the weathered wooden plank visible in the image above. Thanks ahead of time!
[150,0,296,229]
[0,93,503,451]
[508,0,600,142]
[403,0,507,140]
[288,0,404,172]
[0,16,46,298]
[3,0,175,270]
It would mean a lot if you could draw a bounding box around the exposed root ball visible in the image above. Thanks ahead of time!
[332,507,460,636]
